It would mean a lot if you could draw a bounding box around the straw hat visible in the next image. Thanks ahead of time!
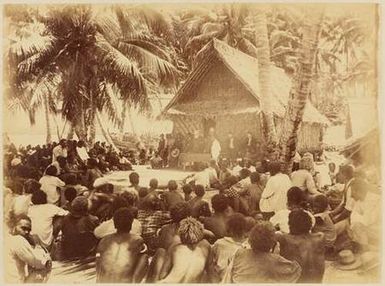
[335,250,362,270]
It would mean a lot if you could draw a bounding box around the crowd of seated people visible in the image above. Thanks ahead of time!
[3,138,380,283]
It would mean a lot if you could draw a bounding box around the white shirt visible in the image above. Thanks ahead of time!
[28,204,68,246]
[76,146,89,161]
[94,218,142,239]
[351,192,380,228]
[52,145,67,162]
[39,175,65,205]
[232,165,242,176]
[260,173,292,213]
[206,167,218,184]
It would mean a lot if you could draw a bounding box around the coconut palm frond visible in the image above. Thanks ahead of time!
[99,81,124,128]
[116,41,179,87]
[186,30,222,51]
[137,7,174,40]
[114,6,137,38]
[94,11,122,42]
[95,32,147,96]
[30,72,61,108]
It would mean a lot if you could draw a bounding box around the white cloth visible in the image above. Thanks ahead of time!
[28,204,68,247]
[12,195,32,216]
[94,218,142,239]
[52,145,67,162]
[211,139,221,161]
[290,169,320,195]
[76,146,89,161]
[351,192,380,228]
[260,173,292,213]
[270,209,316,233]
[248,166,256,173]
[232,165,242,176]
[5,234,49,283]
[39,175,65,205]
[206,167,218,185]
[193,170,210,189]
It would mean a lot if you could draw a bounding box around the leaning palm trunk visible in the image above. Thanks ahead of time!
[254,11,278,146]
[127,108,137,136]
[120,104,127,133]
[279,11,324,174]
[95,110,119,152]
[43,95,52,144]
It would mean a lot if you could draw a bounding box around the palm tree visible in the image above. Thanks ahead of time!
[278,8,324,173]
[7,5,180,146]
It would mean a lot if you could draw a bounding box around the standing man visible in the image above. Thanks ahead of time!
[226,133,237,165]
[52,139,68,163]
[244,132,256,160]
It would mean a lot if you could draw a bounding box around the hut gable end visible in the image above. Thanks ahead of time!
[172,61,259,115]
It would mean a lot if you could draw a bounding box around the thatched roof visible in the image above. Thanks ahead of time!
[163,39,329,125]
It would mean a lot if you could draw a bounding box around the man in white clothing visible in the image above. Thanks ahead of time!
[52,139,68,163]
[260,162,292,217]
[211,138,221,162]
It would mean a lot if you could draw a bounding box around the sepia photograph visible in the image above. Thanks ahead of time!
[2,2,382,284]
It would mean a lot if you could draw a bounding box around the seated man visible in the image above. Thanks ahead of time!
[349,179,380,252]
[188,185,211,218]
[157,217,211,283]
[96,208,148,283]
[163,180,184,211]
[201,194,233,240]
[277,209,325,283]
[207,213,249,282]
[226,221,301,283]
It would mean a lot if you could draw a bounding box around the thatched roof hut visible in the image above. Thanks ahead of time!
[161,39,329,152]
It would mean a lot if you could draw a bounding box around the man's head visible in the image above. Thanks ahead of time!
[168,180,178,191]
[211,194,230,213]
[64,187,77,203]
[111,196,129,214]
[87,158,98,168]
[247,132,252,139]
[57,156,67,167]
[250,172,260,184]
[71,196,89,216]
[269,161,282,176]
[288,209,312,235]
[77,140,85,147]
[182,184,193,195]
[178,217,204,247]
[13,215,32,238]
[59,139,67,148]
[120,192,137,207]
[149,178,159,189]
[209,159,217,169]
[339,164,355,183]
[239,168,251,179]
[287,187,305,209]
[170,202,191,223]
[23,179,41,195]
[138,187,148,198]
[226,213,247,239]
[194,184,205,197]
[228,132,233,138]
[31,190,47,205]
[328,162,336,172]
[113,207,134,233]
[351,178,368,201]
[312,194,329,214]
[46,165,58,176]
[129,172,140,186]
[249,221,276,253]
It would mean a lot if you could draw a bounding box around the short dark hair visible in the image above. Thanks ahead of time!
[288,209,312,235]
[249,221,276,253]
[211,194,229,213]
[31,190,47,205]
[269,162,282,176]
[64,187,77,203]
[227,213,247,237]
[170,202,191,223]
[312,194,329,212]
[57,156,66,165]
[287,187,305,207]
[113,208,134,233]
[239,168,251,179]
[194,185,205,197]
[120,192,136,206]
[87,158,98,168]
[149,178,158,189]
[182,184,193,194]
[129,172,140,185]
[168,180,178,191]
[46,165,57,176]
[111,196,129,214]
[250,172,260,184]
[23,179,41,194]
[138,187,148,198]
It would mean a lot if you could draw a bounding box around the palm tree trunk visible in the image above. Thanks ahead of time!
[43,95,52,144]
[95,110,119,152]
[279,10,324,174]
[254,11,278,146]
[67,123,75,140]
[120,104,127,133]
[89,112,96,145]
